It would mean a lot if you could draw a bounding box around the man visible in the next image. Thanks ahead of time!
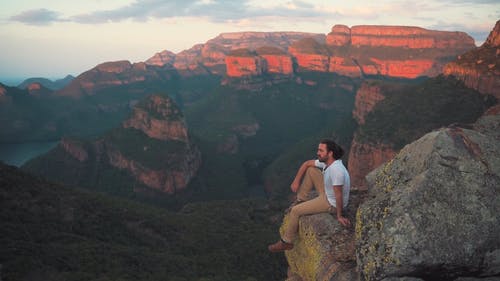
[268,139,351,252]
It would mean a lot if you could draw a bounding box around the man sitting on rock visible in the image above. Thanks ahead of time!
[268,139,351,252]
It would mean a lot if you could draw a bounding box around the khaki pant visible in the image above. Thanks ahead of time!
[283,167,332,242]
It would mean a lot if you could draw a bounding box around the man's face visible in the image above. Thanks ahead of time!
[317,143,331,163]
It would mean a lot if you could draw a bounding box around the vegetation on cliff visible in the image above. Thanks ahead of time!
[357,75,497,148]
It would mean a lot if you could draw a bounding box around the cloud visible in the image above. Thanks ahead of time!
[44,0,331,24]
[70,0,252,23]
[9,8,65,25]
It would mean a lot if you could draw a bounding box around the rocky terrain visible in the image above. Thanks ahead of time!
[282,106,500,281]
[444,20,500,99]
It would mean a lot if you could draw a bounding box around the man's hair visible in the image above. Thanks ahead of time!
[320,139,344,159]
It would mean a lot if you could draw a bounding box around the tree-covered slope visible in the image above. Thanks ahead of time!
[0,162,286,281]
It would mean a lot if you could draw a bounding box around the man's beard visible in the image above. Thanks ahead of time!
[317,155,328,163]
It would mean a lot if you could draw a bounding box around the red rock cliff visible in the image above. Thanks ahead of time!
[443,20,500,99]
[123,95,188,142]
[352,82,385,125]
[348,134,397,190]
[328,25,475,49]
[225,49,265,77]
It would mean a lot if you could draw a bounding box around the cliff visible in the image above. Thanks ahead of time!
[123,95,188,142]
[56,60,172,97]
[146,31,324,76]
[22,94,201,195]
[328,24,475,49]
[443,20,500,99]
[143,24,475,80]
[347,135,397,190]
[283,108,500,281]
[347,76,496,189]
[352,82,386,125]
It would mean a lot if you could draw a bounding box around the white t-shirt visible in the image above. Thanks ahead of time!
[315,159,350,208]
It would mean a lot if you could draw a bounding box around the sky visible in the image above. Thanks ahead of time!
[0,0,499,85]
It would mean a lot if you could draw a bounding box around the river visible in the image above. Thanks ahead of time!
[0,141,59,167]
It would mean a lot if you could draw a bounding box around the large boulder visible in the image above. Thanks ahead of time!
[356,111,500,280]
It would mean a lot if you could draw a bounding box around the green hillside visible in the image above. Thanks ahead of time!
[0,162,286,281]
[358,75,497,148]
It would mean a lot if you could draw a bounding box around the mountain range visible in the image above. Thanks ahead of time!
[1,21,499,280]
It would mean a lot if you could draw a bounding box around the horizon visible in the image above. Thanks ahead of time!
[1,0,498,85]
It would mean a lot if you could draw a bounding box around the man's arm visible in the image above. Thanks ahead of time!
[290,160,316,192]
[333,185,351,227]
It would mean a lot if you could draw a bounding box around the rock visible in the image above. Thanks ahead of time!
[282,191,366,281]
[122,95,188,142]
[382,277,425,281]
[356,113,500,280]
[347,25,474,49]
[225,50,265,77]
[145,50,176,67]
[326,25,351,46]
[443,20,500,99]
[454,277,500,281]
[484,20,500,48]
[352,82,386,125]
[60,138,88,162]
[347,134,397,190]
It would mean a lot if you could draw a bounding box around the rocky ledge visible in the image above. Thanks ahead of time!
[282,106,500,281]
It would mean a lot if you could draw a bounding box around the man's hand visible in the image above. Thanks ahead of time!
[337,216,351,227]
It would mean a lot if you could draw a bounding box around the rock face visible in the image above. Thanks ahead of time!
[146,32,324,76]
[347,135,397,190]
[145,50,176,67]
[443,20,500,99]
[348,81,399,189]
[123,95,188,142]
[143,24,474,80]
[356,111,500,280]
[352,82,385,125]
[331,25,474,49]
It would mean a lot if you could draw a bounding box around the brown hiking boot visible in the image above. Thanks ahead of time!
[268,239,294,252]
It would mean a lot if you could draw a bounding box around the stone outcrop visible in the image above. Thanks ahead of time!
[123,95,188,142]
[278,107,500,281]
[356,111,500,280]
[443,20,500,99]
[145,50,176,67]
[347,135,397,190]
